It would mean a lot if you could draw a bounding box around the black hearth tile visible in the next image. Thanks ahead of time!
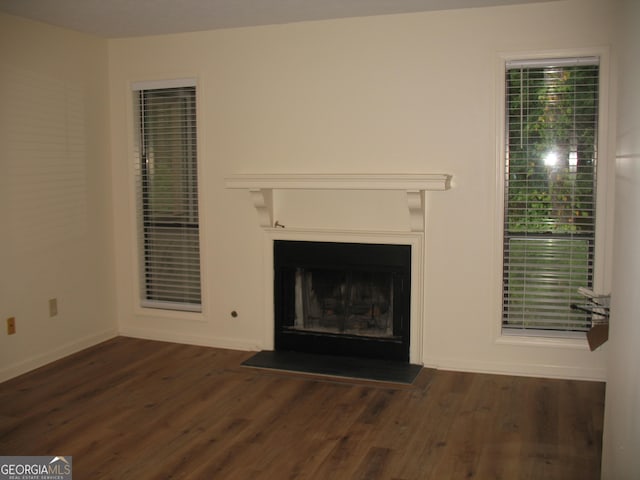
[241,350,422,384]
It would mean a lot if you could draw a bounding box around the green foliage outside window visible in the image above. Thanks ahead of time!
[506,65,598,234]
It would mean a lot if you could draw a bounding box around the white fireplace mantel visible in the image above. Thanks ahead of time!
[224,173,452,232]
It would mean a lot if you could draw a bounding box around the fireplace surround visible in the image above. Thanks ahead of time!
[225,172,453,365]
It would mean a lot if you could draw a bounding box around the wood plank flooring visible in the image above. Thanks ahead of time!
[0,337,605,479]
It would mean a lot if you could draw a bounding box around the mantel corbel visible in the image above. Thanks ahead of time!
[248,188,273,228]
[405,190,425,232]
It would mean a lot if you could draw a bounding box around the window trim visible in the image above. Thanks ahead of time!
[494,48,612,344]
[130,77,205,316]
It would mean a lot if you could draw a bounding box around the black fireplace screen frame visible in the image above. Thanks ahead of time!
[274,240,411,362]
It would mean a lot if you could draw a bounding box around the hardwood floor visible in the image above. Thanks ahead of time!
[0,337,605,479]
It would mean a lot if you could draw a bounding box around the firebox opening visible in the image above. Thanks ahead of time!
[274,240,411,362]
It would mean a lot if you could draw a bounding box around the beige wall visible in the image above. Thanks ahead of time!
[108,0,617,380]
[601,0,640,477]
[0,13,116,381]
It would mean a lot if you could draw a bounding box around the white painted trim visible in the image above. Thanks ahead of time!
[496,331,590,350]
[506,56,600,69]
[119,326,261,352]
[493,46,613,345]
[224,173,451,191]
[126,75,208,319]
[225,173,451,233]
[423,355,606,382]
[132,304,207,322]
[262,228,425,365]
[0,329,118,383]
[249,189,273,228]
[131,77,196,91]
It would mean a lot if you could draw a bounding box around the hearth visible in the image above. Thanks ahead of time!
[274,240,411,362]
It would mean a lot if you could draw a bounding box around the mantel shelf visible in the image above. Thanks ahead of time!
[224,173,451,191]
[224,173,453,232]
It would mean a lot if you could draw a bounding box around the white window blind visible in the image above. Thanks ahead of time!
[502,57,599,332]
[133,82,201,312]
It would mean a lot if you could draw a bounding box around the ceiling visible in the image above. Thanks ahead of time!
[0,0,554,38]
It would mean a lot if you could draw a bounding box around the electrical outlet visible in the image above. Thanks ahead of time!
[7,317,16,335]
[49,298,58,317]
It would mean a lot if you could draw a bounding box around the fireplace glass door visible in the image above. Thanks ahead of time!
[291,269,397,338]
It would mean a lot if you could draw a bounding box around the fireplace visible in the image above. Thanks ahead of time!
[274,240,411,362]
[225,172,452,367]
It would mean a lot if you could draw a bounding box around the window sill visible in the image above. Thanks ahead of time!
[497,328,589,350]
[136,304,206,323]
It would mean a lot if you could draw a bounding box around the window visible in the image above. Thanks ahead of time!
[502,57,600,333]
[133,80,201,312]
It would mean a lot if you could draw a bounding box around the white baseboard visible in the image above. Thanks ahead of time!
[4,325,603,383]
[421,356,607,382]
[0,329,118,383]
[119,326,262,353]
